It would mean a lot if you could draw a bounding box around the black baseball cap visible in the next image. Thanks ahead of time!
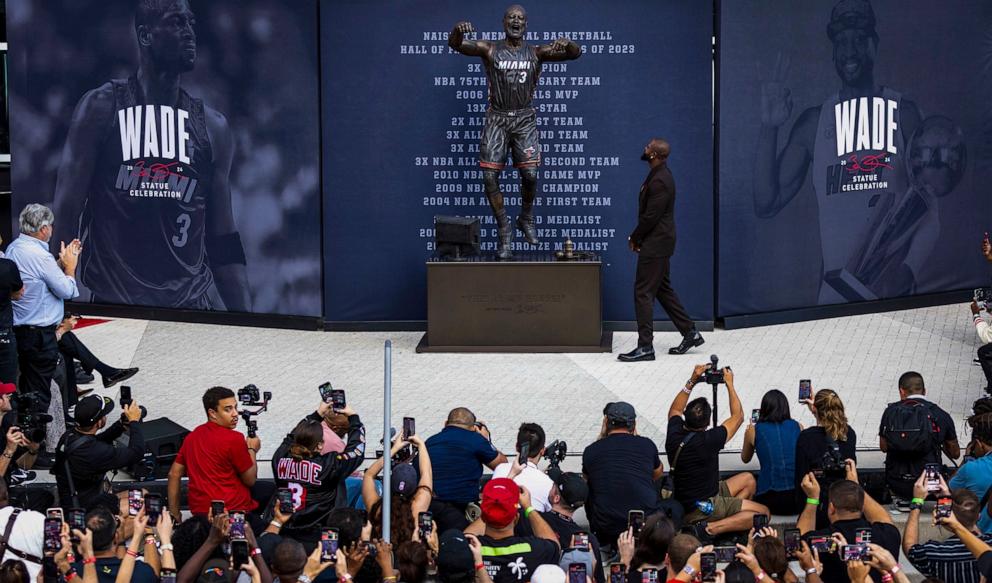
[603,401,636,423]
[437,529,475,576]
[391,463,419,498]
[73,395,115,427]
[548,468,588,508]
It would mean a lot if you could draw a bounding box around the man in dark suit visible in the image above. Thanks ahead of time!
[619,139,703,362]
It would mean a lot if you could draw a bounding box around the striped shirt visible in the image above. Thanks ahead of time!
[907,532,992,583]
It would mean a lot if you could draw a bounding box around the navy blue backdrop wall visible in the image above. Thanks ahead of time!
[718,0,992,317]
[6,0,322,316]
[322,0,713,323]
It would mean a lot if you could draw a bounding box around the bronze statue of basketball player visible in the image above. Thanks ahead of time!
[449,5,580,259]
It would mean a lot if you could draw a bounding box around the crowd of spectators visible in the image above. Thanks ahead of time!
[4,208,992,583]
[0,361,988,583]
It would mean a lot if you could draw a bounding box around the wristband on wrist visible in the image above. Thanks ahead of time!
[251,548,263,557]
[475,563,486,571]
[65,571,78,582]
[82,558,96,565]
[524,506,535,517]
[269,520,283,529]
[881,574,893,583]
[160,544,174,553]
[806,497,820,506]
[889,565,901,575]
[805,568,817,575]
[125,549,140,558]
[755,572,765,581]
[682,566,696,576]
[910,497,925,505]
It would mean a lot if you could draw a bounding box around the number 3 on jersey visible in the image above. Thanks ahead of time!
[287,482,306,511]
[172,213,191,248]
[510,71,527,84]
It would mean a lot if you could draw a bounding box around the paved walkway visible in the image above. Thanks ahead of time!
[72,302,984,462]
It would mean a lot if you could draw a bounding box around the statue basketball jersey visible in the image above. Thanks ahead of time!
[811,87,907,301]
[485,41,540,111]
[80,76,214,308]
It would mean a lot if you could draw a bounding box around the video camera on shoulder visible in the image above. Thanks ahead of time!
[237,384,272,438]
[544,439,567,469]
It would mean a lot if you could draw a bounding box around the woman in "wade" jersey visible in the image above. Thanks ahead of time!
[363,434,434,545]
[272,400,366,545]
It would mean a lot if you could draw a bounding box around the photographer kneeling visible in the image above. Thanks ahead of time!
[0,383,41,489]
[54,394,144,510]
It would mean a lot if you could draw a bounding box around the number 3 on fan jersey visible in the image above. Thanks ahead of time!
[172,213,191,248]
[287,482,305,511]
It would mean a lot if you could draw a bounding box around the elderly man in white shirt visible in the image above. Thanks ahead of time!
[5,204,80,430]
[491,422,555,512]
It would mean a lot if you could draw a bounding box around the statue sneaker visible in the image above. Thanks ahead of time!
[515,214,539,245]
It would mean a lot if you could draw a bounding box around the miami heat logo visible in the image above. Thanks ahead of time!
[523,146,536,159]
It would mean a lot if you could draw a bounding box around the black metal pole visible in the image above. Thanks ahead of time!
[711,382,718,428]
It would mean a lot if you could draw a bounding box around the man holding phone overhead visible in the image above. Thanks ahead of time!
[53,393,144,510]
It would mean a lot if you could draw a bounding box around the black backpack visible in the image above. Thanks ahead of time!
[883,400,937,454]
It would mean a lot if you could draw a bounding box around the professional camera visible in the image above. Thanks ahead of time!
[237,384,271,438]
[14,392,52,443]
[701,354,726,385]
[238,384,269,406]
[814,441,847,478]
[125,451,158,481]
[544,440,567,469]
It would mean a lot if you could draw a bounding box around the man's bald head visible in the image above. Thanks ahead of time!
[446,407,477,427]
[649,139,671,160]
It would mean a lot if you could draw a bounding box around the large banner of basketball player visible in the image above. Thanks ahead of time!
[6,0,322,316]
[322,0,712,322]
[719,0,990,316]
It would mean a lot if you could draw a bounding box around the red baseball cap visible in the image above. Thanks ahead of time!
[481,478,520,528]
[0,383,15,396]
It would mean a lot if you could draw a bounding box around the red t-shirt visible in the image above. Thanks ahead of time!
[176,421,256,514]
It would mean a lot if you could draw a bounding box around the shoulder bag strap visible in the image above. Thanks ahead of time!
[0,509,43,564]
[670,432,695,473]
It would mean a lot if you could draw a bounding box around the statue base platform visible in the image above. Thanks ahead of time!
[417,253,609,353]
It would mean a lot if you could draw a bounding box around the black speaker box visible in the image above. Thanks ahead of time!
[115,417,190,480]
